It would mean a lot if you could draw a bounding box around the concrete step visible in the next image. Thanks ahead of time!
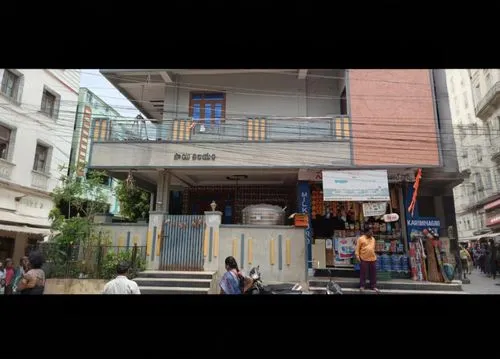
[139,286,210,295]
[309,277,463,292]
[134,277,212,288]
[309,287,468,295]
[137,271,215,280]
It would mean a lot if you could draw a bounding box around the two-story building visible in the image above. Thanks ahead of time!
[88,69,461,272]
[0,69,81,261]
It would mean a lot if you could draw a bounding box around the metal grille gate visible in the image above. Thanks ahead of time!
[159,215,205,271]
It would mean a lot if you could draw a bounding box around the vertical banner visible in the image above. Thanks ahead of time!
[297,181,312,268]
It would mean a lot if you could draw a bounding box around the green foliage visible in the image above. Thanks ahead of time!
[115,180,150,221]
[51,163,110,222]
[98,249,146,279]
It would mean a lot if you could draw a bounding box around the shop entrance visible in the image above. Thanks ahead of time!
[0,236,14,259]
[309,182,405,271]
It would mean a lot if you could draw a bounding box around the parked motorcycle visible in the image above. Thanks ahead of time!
[243,266,303,295]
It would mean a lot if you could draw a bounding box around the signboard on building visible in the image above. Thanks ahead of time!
[299,169,415,183]
[322,170,390,202]
[362,202,387,217]
[297,181,312,268]
[407,217,441,242]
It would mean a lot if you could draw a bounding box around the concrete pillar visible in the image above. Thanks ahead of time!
[433,196,446,236]
[156,170,171,213]
[398,185,409,253]
[146,211,167,270]
[203,211,222,272]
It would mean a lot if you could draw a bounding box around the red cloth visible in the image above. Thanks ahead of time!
[5,268,15,286]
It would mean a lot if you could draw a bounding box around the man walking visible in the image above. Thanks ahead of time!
[103,262,141,295]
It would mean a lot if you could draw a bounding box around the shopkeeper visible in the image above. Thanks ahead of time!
[355,227,379,293]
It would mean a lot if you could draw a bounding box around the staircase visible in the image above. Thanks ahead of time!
[309,277,466,295]
[133,271,217,294]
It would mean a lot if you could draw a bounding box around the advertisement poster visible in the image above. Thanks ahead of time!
[297,181,312,268]
[362,202,387,217]
[337,237,357,259]
[407,217,441,242]
[322,170,390,202]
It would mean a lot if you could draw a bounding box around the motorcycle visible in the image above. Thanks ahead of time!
[243,266,303,295]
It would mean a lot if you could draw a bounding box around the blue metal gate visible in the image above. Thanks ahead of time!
[160,215,205,271]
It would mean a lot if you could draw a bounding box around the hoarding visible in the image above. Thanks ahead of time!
[322,170,390,202]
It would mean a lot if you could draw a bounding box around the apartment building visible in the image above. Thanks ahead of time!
[446,69,500,240]
[69,88,126,216]
[85,69,461,271]
[0,69,80,261]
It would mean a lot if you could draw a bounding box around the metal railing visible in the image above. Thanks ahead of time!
[37,243,147,280]
[95,116,352,143]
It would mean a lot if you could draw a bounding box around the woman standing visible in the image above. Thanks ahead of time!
[0,261,5,295]
[355,228,379,293]
[13,256,29,294]
[16,251,45,295]
[219,256,243,295]
[4,259,15,295]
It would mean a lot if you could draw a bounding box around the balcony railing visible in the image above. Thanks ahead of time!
[31,170,49,190]
[475,81,500,120]
[0,159,15,180]
[95,116,351,143]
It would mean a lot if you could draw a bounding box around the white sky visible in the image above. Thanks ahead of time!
[79,69,141,118]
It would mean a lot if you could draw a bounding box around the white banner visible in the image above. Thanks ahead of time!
[322,170,390,202]
[363,202,387,217]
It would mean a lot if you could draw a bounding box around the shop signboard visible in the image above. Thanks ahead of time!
[322,170,390,202]
[297,181,312,268]
[407,217,441,242]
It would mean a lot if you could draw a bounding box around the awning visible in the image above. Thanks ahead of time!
[459,232,500,242]
[0,223,53,236]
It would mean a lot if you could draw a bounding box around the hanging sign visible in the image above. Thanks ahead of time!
[383,213,400,223]
[362,202,387,217]
[322,170,390,202]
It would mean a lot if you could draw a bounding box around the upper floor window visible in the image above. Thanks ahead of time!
[485,73,492,89]
[33,143,49,173]
[1,70,20,100]
[41,89,57,118]
[0,125,11,160]
[189,92,226,128]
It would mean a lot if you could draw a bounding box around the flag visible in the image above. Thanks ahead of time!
[407,168,422,217]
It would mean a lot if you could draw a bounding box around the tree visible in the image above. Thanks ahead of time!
[49,164,110,246]
[115,180,150,222]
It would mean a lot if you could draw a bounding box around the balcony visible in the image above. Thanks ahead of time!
[491,145,500,163]
[0,159,15,180]
[88,116,353,170]
[99,116,352,143]
[475,81,500,120]
[31,170,49,191]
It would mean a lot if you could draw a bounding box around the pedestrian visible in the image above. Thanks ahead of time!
[13,256,29,294]
[219,256,243,294]
[102,262,141,294]
[0,261,5,295]
[16,251,45,295]
[355,227,379,293]
[3,258,15,295]
[490,239,497,280]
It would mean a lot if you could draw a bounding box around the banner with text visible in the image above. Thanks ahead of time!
[322,170,390,202]
[297,181,312,268]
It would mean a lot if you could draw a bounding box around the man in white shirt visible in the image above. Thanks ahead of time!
[103,262,141,295]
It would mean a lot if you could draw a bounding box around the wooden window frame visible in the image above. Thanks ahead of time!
[33,143,50,173]
[188,92,226,124]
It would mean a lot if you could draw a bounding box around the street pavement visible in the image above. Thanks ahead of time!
[461,268,500,294]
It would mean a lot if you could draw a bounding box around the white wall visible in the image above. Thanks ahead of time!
[0,69,81,192]
[446,69,500,239]
[165,71,342,119]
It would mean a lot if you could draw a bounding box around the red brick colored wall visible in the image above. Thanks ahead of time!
[349,69,440,167]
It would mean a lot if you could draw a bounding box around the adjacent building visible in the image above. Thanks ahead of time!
[69,88,126,216]
[446,69,500,240]
[87,69,461,271]
[0,69,81,261]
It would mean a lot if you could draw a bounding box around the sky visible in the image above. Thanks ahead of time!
[79,69,140,118]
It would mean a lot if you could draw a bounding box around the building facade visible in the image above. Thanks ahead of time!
[0,69,81,261]
[69,88,127,216]
[88,69,461,270]
[446,69,500,240]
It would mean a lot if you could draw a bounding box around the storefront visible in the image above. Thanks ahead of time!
[485,198,500,233]
[298,169,407,273]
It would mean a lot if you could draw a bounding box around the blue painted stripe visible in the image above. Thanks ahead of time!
[240,234,245,270]
[278,234,283,270]
[209,227,213,263]
[126,231,131,249]
[151,226,157,261]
